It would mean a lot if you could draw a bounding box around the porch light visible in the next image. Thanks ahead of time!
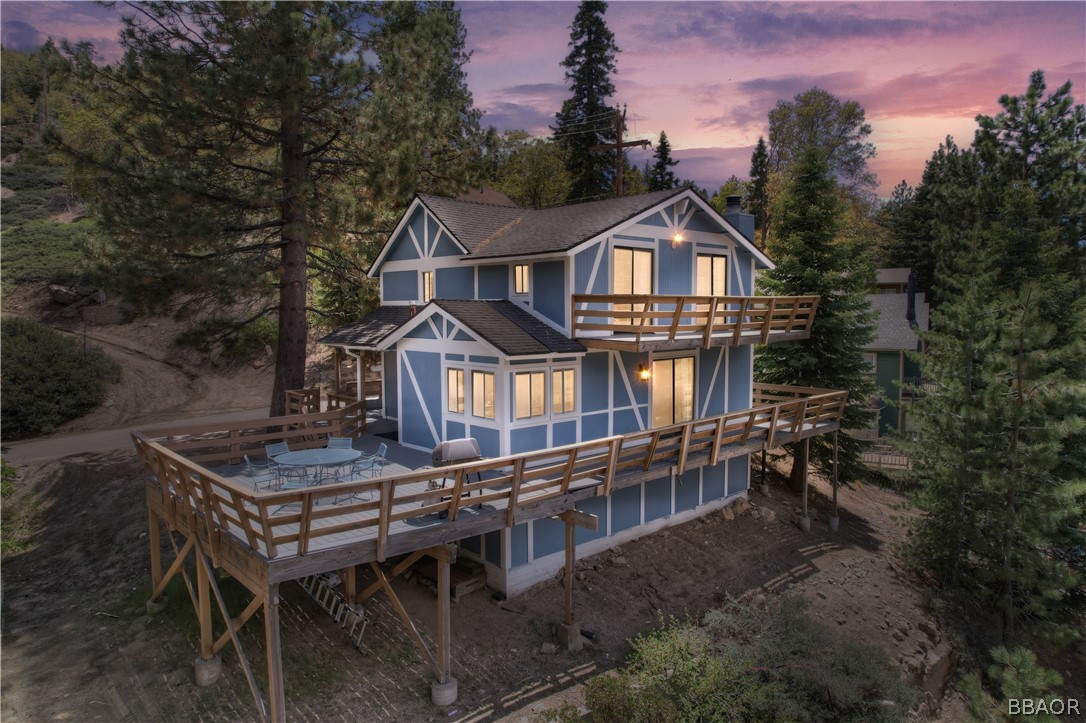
[671,231,684,248]
[637,364,651,381]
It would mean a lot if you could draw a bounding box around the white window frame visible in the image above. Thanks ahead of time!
[513,263,530,296]
[421,270,434,303]
[650,353,697,428]
[513,370,547,420]
[471,369,496,420]
[447,367,465,415]
[552,366,577,416]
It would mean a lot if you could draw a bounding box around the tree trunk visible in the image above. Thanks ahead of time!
[788,441,808,493]
[270,78,308,418]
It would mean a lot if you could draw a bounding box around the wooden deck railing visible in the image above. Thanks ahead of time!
[143,399,366,466]
[570,294,819,351]
[136,385,846,570]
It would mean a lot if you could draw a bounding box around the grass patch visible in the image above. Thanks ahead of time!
[0,318,121,439]
[0,460,34,556]
[0,218,99,294]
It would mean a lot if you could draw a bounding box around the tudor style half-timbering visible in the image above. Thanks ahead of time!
[321,189,819,594]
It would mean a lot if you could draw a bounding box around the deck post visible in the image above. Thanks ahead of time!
[829,431,840,531]
[760,448,769,495]
[148,508,163,592]
[430,546,458,706]
[343,565,360,610]
[265,583,286,723]
[556,510,596,652]
[798,438,811,532]
[194,548,222,686]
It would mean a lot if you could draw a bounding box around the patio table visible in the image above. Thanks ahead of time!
[273,448,361,487]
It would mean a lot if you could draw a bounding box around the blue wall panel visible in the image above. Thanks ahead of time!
[611,484,641,533]
[727,454,749,496]
[470,425,500,457]
[533,516,564,559]
[699,347,726,417]
[675,471,700,512]
[645,475,672,522]
[445,353,464,362]
[613,409,641,435]
[553,420,577,447]
[470,356,499,365]
[405,322,437,339]
[400,350,440,449]
[446,420,465,440]
[510,524,528,568]
[436,266,474,299]
[734,251,753,295]
[383,270,418,302]
[619,352,649,407]
[685,212,721,233]
[728,346,751,411]
[702,462,726,503]
[582,413,608,440]
[432,231,462,258]
[582,352,609,412]
[658,236,692,294]
[477,264,508,299]
[485,529,502,567]
[575,496,607,544]
[383,351,398,418]
[511,425,548,454]
[385,211,423,262]
[639,211,668,228]
[532,261,567,326]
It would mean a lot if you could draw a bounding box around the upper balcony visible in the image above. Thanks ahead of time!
[570,294,819,352]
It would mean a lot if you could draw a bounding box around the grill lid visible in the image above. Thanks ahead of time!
[432,438,483,466]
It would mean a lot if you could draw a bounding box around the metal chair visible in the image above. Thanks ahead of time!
[245,454,280,491]
[265,442,309,488]
[326,436,354,449]
[334,443,387,501]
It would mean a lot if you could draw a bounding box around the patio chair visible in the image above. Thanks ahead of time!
[333,442,387,499]
[265,442,309,488]
[326,436,354,449]
[245,454,280,491]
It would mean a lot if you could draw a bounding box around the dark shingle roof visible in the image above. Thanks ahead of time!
[319,306,413,348]
[866,293,929,351]
[417,189,682,259]
[434,300,585,356]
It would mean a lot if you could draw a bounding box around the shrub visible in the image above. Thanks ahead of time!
[962,646,1064,723]
[587,597,916,723]
[0,218,98,294]
[0,318,121,439]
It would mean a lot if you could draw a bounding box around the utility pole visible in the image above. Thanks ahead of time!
[591,104,649,198]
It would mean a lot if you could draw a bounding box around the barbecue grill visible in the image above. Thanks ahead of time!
[429,438,484,518]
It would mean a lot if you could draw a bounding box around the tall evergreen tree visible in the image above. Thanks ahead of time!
[755,147,877,489]
[647,130,679,191]
[62,1,486,415]
[552,0,619,203]
[904,73,1086,644]
[748,136,770,247]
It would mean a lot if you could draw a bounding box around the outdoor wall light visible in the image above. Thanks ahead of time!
[637,364,651,381]
[671,231,685,248]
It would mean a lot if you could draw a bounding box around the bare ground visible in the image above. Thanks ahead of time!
[5,282,1079,722]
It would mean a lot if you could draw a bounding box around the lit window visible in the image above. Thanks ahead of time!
[421,271,434,303]
[447,368,464,414]
[613,247,653,325]
[472,370,495,419]
[514,264,529,295]
[696,254,727,296]
[651,356,695,427]
[553,368,576,414]
[514,371,546,420]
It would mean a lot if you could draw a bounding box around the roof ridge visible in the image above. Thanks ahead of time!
[417,193,524,211]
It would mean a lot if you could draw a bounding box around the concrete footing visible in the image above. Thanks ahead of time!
[431,676,458,706]
[194,655,222,687]
[759,483,770,496]
[828,515,840,531]
[557,622,584,652]
[145,596,168,615]
[798,516,811,532]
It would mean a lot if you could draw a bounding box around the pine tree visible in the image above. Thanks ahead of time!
[552,0,619,203]
[62,2,486,415]
[755,147,877,489]
[748,136,770,247]
[904,73,1086,643]
[647,130,679,191]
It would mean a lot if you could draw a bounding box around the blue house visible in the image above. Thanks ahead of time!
[321,190,817,594]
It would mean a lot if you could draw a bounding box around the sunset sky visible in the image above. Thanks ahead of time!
[3,1,1084,196]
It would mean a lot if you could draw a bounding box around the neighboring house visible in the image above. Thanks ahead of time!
[864,275,929,438]
[321,188,814,594]
[875,267,911,293]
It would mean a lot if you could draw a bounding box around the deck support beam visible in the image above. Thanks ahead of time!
[799,438,811,532]
[557,509,597,652]
[265,583,285,723]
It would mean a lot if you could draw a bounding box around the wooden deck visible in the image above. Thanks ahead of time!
[570,294,819,351]
[134,383,846,721]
